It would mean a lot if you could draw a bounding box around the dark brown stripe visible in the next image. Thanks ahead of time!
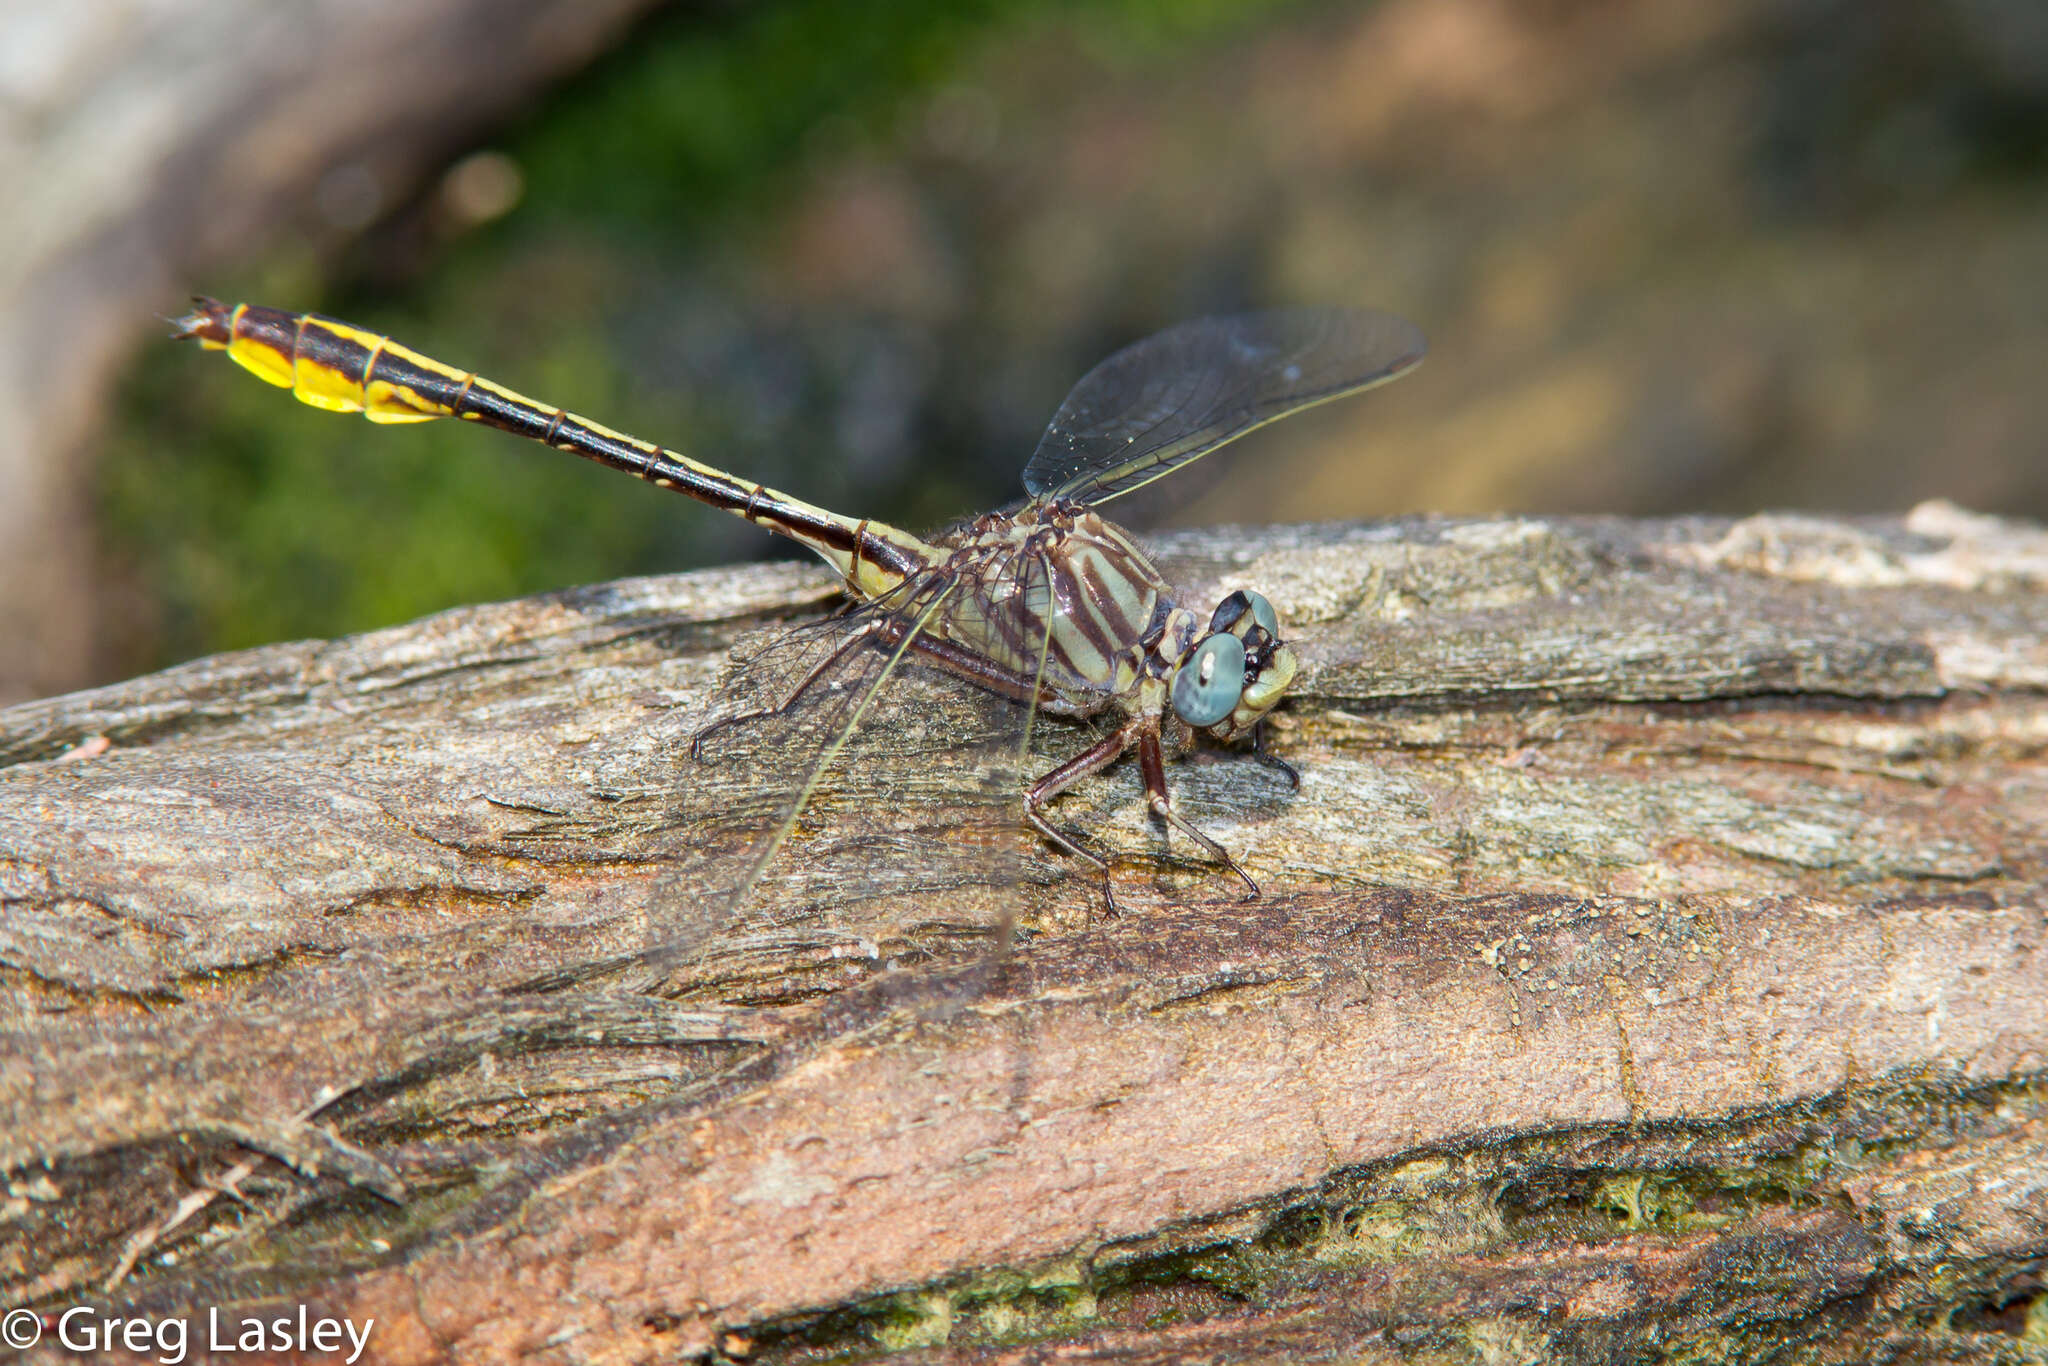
[230,305,300,363]
[295,318,377,383]
[758,502,861,556]
[1067,547,1144,667]
[448,382,554,442]
[1068,552,1124,652]
[362,346,466,412]
[986,546,1052,666]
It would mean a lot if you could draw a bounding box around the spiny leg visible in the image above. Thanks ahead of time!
[1138,727,1261,900]
[1250,718,1301,790]
[1194,716,1301,789]
[1025,722,1142,914]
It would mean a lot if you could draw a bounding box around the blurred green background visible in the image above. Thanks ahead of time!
[100,0,2048,679]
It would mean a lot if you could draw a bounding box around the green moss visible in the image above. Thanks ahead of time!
[1592,1172,1691,1230]
[227,1166,489,1284]
[760,1119,1882,1358]
[871,1291,953,1351]
[1177,1241,1282,1299]
[743,1252,1108,1358]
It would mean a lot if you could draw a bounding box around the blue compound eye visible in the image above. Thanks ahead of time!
[1245,590,1279,641]
[1172,633,1247,729]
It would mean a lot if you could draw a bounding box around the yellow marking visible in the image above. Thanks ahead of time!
[367,339,462,423]
[324,319,390,352]
[291,364,369,413]
[847,531,918,601]
[355,336,434,424]
[287,319,368,414]
[225,335,295,390]
[379,336,448,372]
[362,382,446,424]
[565,410,662,453]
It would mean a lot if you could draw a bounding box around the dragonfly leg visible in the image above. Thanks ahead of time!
[897,626,1065,709]
[1026,722,1142,913]
[1139,727,1260,901]
[689,617,885,760]
[1249,718,1302,790]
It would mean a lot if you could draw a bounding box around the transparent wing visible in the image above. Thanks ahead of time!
[638,568,1055,995]
[1020,309,1426,508]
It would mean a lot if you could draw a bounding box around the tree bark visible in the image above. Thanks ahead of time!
[3,504,2045,1364]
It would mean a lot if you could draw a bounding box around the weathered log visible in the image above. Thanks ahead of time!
[3,503,2045,1364]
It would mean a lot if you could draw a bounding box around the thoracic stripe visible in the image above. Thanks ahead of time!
[918,503,1168,705]
[1072,544,1143,654]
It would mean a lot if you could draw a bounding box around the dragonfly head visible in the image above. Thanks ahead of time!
[1169,590,1299,740]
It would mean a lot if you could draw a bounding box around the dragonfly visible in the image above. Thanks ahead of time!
[173,299,1425,911]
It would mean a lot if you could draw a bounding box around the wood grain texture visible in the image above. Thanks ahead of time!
[3,504,2045,1364]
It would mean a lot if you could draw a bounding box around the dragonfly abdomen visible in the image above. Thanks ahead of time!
[172,299,932,597]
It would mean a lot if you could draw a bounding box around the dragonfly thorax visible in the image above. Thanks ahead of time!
[923,500,1298,739]
[923,499,1169,710]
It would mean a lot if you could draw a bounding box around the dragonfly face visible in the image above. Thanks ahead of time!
[174,299,1424,907]
[1170,590,1298,742]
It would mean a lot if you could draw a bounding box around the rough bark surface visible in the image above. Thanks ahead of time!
[3,505,2045,1364]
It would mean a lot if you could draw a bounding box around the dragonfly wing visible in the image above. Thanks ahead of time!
[1020,309,1425,508]
[641,570,1048,989]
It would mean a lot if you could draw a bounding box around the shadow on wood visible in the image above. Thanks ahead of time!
[3,506,2045,1362]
